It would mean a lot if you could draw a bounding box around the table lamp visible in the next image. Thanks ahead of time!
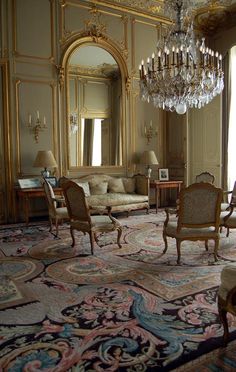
[140,150,159,178]
[33,150,58,177]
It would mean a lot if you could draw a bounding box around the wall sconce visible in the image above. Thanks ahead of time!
[27,111,47,143]
[144,120,158,144]
[70,113,78,134]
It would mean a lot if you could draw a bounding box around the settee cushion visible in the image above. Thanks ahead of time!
[108,178,126,193]
[122,178,136,193]
[76,181,90,197]
[87,193,148,207]
[89,180,108,195]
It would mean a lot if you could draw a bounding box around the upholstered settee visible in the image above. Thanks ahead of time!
[69,173,150,215]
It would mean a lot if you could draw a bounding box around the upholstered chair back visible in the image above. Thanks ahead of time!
[43,179,57,215]
[62,181,91,223]
[178,182,222,229]
[195,171,215,184]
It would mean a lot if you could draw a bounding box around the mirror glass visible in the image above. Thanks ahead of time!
[68,45,123,167]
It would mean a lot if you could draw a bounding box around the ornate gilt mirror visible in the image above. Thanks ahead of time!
[62,37,128,173]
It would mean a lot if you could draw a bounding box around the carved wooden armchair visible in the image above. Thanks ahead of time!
[163,182,223,264]
[221,181,236,211]
[62,180,122,254]
[42,179,69,237]
[195,171,215,184]
[218,264,236,345]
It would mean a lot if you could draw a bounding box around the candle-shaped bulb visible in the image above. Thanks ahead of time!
[43,116,46,126]
[28,114,32,126]
[36,110,39,119]
[152,52,155,58]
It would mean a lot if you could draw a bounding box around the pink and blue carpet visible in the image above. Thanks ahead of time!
[0,210,236,371]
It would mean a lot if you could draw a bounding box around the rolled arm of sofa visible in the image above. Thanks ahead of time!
[133,174,149,195]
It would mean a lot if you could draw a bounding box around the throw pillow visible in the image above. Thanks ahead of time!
[89,180,108,195]
[123,178,136,193]
[108,178,125,193]
[76,181,90,197]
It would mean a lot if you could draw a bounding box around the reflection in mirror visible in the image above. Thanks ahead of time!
[68,45,123,167]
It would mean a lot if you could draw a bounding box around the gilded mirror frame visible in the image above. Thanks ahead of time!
[60,36,129,176]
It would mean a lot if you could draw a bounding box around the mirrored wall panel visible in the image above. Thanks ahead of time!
[68,45,123,167]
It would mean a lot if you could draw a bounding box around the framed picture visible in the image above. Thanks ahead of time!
[18,178,42,189]
[159,168,169,181]
[44,176,57,187]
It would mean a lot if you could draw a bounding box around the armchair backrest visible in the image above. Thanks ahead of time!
[62,180,91,223]
[43,179,57,213]
[177,183,223,231]
[230,181,236,204]
[195,171,215,184]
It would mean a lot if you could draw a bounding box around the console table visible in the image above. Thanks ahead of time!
[150,180,183,213]
[15,187,63,225]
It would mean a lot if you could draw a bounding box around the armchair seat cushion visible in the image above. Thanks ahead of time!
[165,220,219,239]
[53,207,69,219]
[71,215,121,232]
[220,211,236,227]
[218,264,236,300]
[221,202,230,211]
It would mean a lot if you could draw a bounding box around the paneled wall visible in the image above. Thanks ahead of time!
[0,0,170,222]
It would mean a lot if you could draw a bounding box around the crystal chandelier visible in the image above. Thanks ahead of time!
[139,0,224,114]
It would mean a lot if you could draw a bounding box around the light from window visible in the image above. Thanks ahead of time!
[92,119,102,166]
[228,46,236,190]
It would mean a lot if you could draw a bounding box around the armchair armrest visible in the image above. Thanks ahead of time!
[164,207,178,227]
[223,190,232,202]
[222,204,235,223]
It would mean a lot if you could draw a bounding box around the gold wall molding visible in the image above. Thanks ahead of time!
[0,0,8,59]
[131,17,162,77]
[12,0,55,62]
[90,0,171,24]
[60,2,128,61]
[15,78,58,177]
[0,60,14,222]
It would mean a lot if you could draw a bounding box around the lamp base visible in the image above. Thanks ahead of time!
[147,167,152,178]
[41,168,50,178]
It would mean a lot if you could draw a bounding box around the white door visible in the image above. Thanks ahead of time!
[187,95,222,187]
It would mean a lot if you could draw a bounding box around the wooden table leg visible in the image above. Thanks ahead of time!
[23,195,30,225]
[155,186,159,213]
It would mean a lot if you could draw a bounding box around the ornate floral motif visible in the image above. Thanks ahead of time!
[0,215,236,370]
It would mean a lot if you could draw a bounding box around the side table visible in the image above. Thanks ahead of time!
[150,180,183,213]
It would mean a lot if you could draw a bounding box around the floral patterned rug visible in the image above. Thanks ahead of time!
[0,210,236,371]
